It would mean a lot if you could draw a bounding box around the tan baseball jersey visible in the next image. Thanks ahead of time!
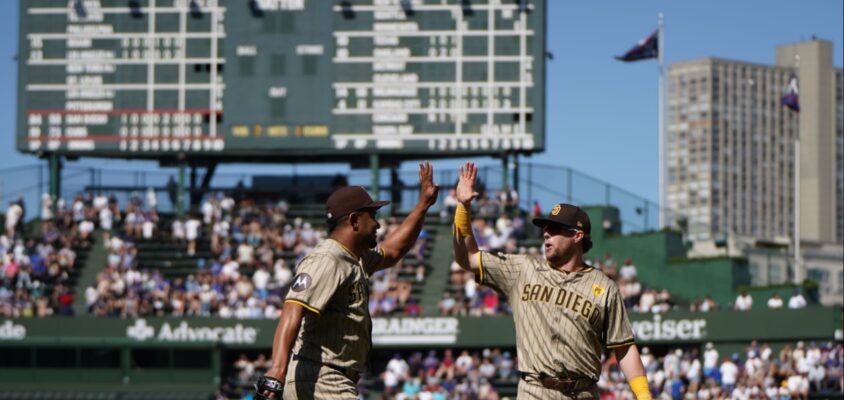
[476,251,635,382]
[284,238,385,373]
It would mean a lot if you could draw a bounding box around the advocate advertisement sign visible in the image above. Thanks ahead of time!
[0,308,837,346]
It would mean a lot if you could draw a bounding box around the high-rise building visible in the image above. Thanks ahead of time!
[666,39,843,246]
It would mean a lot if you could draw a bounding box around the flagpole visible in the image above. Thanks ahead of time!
[794,136,802,284]
[792,56,802,285]
[658,13,665,228]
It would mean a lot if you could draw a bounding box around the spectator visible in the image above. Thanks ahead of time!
[5,201,23,239]
[700,294,718,312]
[720,355,740,394]
[703,342,720,380]
[734,290,753,311]
[767,292,784,309]
[618,257,638,281]
[788,289,808,309]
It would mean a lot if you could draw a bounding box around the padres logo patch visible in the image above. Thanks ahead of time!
[551,204,562,215]
[591,284,605,297]
[291,273,312,292]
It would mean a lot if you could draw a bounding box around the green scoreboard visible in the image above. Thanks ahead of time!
[18,0,545,161]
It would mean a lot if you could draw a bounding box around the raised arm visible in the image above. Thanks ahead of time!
[452,162,482,273]
[377,161,439,269]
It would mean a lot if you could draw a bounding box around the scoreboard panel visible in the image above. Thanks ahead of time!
[18,0,545,160]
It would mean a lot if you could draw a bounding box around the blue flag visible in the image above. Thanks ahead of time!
[782,75,799,112]
[615,30,658,62]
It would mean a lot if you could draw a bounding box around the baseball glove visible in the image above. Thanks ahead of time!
[254,375,284,400]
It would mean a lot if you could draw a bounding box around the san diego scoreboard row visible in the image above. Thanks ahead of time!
[18,0,545,159]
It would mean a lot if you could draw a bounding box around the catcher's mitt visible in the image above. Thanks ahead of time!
[254,375,284,400]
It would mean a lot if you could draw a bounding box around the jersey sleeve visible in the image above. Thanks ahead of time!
[361,246,386,276]
[475,251,524,296]
[603,282,636,349]
[284,254,350,314]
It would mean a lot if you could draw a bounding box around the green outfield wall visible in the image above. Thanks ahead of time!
[1,307,837,349]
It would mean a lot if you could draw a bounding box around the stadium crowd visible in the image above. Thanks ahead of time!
[220,340,843,399]
[84,192,430,318]
[0,195,82,318]
[601,340,843,399]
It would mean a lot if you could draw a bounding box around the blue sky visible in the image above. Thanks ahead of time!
[0,1,841,204]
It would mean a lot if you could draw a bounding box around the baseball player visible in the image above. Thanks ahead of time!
[255,162,438,400]
[452,162,651,400]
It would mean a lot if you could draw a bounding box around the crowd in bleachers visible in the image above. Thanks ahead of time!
[222,348,517,400]
[220,340,843,399]
[376,348,516,400]
[1,195,82,318]
[84,191,431,319]
[601,340,843,399]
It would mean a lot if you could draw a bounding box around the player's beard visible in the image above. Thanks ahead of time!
[545,241,576,267]
[366,230,378,248]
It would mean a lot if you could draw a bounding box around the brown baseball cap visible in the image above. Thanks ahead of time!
[532,203,591,235]
[326,186,390,222]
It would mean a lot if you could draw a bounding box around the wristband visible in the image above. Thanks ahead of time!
[628,375,652,400]
[454,203,472,237]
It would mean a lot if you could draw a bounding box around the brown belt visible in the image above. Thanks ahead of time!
[520,372,596,395]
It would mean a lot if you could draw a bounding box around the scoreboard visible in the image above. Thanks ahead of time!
[18,0,545,160]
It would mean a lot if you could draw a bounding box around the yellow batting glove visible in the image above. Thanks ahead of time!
[628,375,652,400]
[454,203,473,237]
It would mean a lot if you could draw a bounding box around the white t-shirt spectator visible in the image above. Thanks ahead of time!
[72,200,85,222]
[687,359,702,382]
[93,195,108,211]
[201,200,215,224]
[274,260,293,287]
[222,259,240,280]
[185,218,201,241]
[172,220,185,240]
[41,194,53,221]
[703,348,719,369]
[99,207,114,231]
[79,220,95,236]
[767,296,784,309]
[786,374,808,395]
[146,188,157,210]
[386,357,409,379]
[788,293,807,309]
[142,219,155,239]
[619,262,638,281]
[455,352,473,373]
[252,268,270,290]
[237,243,254,265]
[220,196,235,214]
[720,360,739,385]
[478,359,496,379]
[5,203,22,231]
[734,293,753,310]
[85,286,98,307]
[213,220,230,238]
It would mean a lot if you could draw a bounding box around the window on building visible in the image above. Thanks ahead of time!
[302,55,318,75]
[239,57,254,76]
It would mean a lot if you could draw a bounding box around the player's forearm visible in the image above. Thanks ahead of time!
[268,303,305,377]
[615,345,651,400]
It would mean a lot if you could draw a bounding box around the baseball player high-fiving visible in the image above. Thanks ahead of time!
[256,162,438,400]
[452,162,652,400]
